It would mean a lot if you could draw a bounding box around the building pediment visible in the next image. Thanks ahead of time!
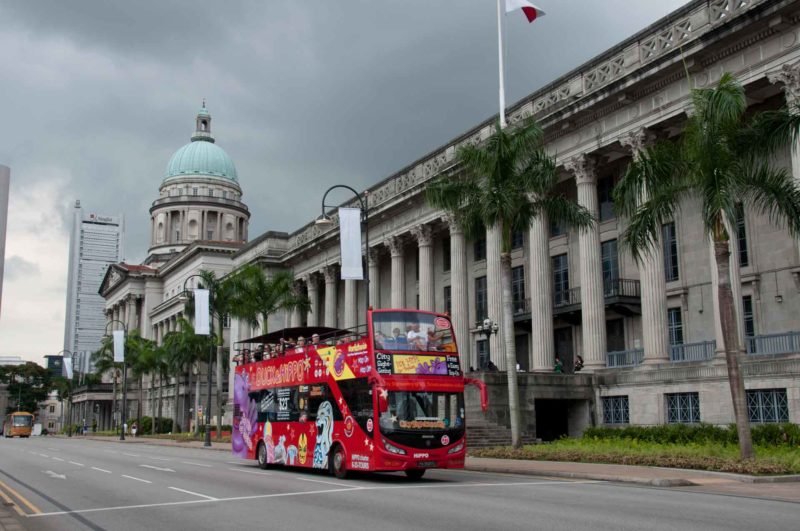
[99,263,156,297]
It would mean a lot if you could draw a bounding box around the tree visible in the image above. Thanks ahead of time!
[0,363,52,414]
[614,73,800,459]
[127,333,157,431]
[230,265,309,335]
[92,336,121,430]
[426,117,594,447]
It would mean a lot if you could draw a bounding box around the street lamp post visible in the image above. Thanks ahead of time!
[104,319,128,441]
[55,349,74,436]
[181,274,213,448]
[477,318,499,369]
[315,186,369,325]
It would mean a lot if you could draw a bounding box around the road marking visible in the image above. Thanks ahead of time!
[0,478,42,515]
[29,479,600,518]
[0,485,26,516]
[121,475,152,484]
[46,447,58,451]
[52,457,64,462]
[226,467,271,476]
[122,453,140,457]
[180,461,212,468]
[140,464,175,473]
[296,477,361,488]
[168,487,218,501]
[91,467,112,474]
[68,461,84,467]
[38,454,49,458]
[149,457,170,461]
[226,461,244,465]
[43,471,66,480]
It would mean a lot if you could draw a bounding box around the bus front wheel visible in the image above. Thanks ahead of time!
[256,442,269,470]
[405,469,426,480]
[329,445,349,479]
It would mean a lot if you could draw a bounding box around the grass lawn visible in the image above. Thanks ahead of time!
[470,438,800,475]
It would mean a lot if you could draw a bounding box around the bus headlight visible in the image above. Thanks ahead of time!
[447,441,464,454]
[382,438,407,455]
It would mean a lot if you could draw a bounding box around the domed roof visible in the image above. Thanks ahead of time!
[163,106,238,183]
[164,140,238,182]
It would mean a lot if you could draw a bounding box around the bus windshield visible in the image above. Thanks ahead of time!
[12,415,33,427]
[373,311,456,353]
[379,391,464,432]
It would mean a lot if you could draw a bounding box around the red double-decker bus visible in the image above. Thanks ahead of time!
[232,308,486,479]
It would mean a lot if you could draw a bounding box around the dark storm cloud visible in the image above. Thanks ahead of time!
[0,0,688,264]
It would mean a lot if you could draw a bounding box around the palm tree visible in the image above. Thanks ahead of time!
[230,265,309,335]
[614,73,800,459]
[426,117,594,448]
[92,336,121,431]
[125,331,154,430]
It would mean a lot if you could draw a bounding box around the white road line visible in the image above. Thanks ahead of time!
[122,453,140,457]
[149,457,170,461]
[226,467,271,476]
[38,454,49,458]
[140,464,175,473]
[30,480,600,518]
[121,475,152,484]
[46,447,58,451]
[68,462,84,467]
[226,461,244,465]
[91,467,112,474]
[180,461,212,468]
[52,457,64,462]
[168,487,218,501]
[296,477,361,489]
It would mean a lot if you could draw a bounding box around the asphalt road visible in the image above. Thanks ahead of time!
[0,437,798,531]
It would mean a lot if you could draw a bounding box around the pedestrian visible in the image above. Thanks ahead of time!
[123,421,128,435]
[554,355,563,374]
[574,355,584,372]
[486,360,499,372]
[132,422,138,438]
[83,419,88,436]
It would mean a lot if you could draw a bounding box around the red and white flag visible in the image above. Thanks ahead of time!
[505,0,545,23]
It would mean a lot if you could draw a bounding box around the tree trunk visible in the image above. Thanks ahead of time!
[216,319,224,440]
[172,372,180,434]
[150,373,157,435]
[137,375,143,429]
[500,253,523,448]
[194,365,201,435]
[186,368,193,434]
[111,375,117,433]
[714,239,754,459]
[157,372,164,434]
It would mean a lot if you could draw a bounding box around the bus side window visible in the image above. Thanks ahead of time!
[305,384,343,422]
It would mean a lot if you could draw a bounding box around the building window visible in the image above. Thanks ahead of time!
[602,396,629,424]
[743,295,755,338]
[736,203,749,268]
[175,230,181,242]
[601,239,619,294]
[552,254,569,305]
[207,230,214,240]
[48,422,54,429]
[222,314,231,328]
[474,238,486,262]
[662,222,679,282]
[477,339,488,368]
[49,405,55,413]
[511,230,524,250]
[222,191,228,199]
[475,276,487,321]
[597,175,615,222]
[192,187,198,196]
[512,265,525,314]
[665,392,700,423]
[444,286,452,316]
[442,237,451,273]
[667,308,683,346]
[747,389,789,423]
[550,218,566,238]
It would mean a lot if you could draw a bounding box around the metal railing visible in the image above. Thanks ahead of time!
[746,331,800,356]
[669,340,716,363]
[554,287,581,308]
[513,297,530,315]
[606,348,644,368]
[603,278,641,298]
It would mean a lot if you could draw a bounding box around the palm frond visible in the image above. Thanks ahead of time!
[740,109,800,158]
[621,181,690,262]
[737,162,800,237]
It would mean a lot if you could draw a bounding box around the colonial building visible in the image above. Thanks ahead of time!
[100,0,800,441]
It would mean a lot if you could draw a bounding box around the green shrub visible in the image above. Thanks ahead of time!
[583,423,799,446]
[138,416,174,434]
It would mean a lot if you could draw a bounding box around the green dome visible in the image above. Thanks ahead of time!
[164,140,238,182]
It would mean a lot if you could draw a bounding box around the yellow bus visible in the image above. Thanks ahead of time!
[3,412,34,438]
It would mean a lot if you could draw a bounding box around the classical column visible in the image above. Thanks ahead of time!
[528,203,554,371]
[323,265,339,328]
[368,248,381,310]
[388,235,405,308]
[305,273,320,327]
[344,280,358,329]
[412,224,434,311]
[486,224,505,370]
[620,129,669,365]
[768,63,800,263]
[445,215,471,370]
[113,305,120,330]
[290,280,304,328]
[127,296,138,333]
[566,154,607,370]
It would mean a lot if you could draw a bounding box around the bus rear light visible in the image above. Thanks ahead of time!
[447,441,464,454]
[382,438,407,455]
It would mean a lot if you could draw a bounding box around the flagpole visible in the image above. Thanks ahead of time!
[496,0,507,129]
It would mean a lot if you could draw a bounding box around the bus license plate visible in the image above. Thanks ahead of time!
[417,461,436,468]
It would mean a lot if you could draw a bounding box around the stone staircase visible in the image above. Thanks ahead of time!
[466,421,538,449]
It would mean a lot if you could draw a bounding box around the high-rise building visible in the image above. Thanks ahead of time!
[0,165,9,318]
[63,201,124,371]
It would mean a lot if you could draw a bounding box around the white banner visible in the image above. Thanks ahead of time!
[64,357,73,380]
[113,330,125,363]
[339,208,363,280]
[194,288,210,335]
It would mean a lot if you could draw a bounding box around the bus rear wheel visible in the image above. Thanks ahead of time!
[256,442,269,470]
[405,469,426,480]
[329,445,349,479]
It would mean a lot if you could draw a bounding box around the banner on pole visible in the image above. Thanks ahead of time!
[64,357,73,380]
[195,288,211,335]
[339,208,363,280]
[113,330,125,363]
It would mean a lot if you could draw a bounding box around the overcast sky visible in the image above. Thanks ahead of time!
[0,0,688,364]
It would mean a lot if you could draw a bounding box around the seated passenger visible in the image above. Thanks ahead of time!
[407,322,426,350]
